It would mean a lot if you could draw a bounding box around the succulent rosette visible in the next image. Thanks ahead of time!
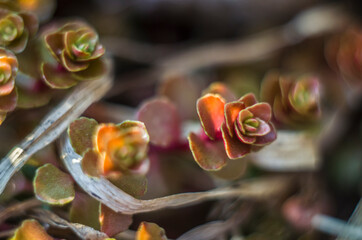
[0,47,18,125]
[93,121,150,175]
[325,28,362,88]
[261,71,321,127]
[68,118,150,177]
[41,21,106,89]
[0,8,38,53]
[188,84,276,171]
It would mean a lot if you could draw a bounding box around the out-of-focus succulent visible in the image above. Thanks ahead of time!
[261,71,321,128]
[0,8,38,53]
[41,21,106,89]
[325,28,362,89]
[188,83,276,170]
[0,47,18,125]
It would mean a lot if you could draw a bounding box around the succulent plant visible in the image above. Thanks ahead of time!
[188,82,276,170]
[41,21,106,89]
[325,28,362,88]
[68,118,150,176]
[261,71,321,128]
[0,47,18,124]
[197,92,276,159]
[0,8,38,53]
[93,121,150,175]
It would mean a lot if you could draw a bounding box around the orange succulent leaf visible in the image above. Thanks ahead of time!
[188,132,228,171]
[10,219,53,240]
[197,93,225,140]
[221,123,251,159]
[202,82,236,102]
[136,222,168,240]
[100,204,133,237]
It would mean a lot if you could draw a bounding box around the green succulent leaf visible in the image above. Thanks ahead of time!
[68,117,98,155]
[33,163,75,205]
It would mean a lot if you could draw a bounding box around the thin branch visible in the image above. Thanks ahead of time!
[0,198,42,224]
[60,135,291,215]
[30,208,109,240]
[0,62,113,195]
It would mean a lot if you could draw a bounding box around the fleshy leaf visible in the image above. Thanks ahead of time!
[188,132,228,171]
[72,58,107,81]
[10,219,53,240]
[70,192,100,230]
[81,149,100,177]
[60,50,89,72]
[108,174,148,198]
[136,222,168,240]
[137,98,181,147]
[246,103,272,122]
[254,123,277,146]
[33,163,75,205]
[202,82,236,102]
[0,87,17,112]
[100,204,133,237]
[41,63,78,89]
[68,117,98,155]
[197,94,225,140]
[224,101,245,136]
[44,32,64,61]
[239,93,257,107]
[221,123,251,159]
[260,70,280,104]
[7,30,28,54]
[19,12,39,37]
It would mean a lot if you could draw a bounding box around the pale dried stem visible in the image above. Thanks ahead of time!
[30,208,109,240]
[0,68,113,195]
[60,135,291,215]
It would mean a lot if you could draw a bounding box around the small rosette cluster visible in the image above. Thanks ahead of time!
[42,21,106,89]
[0,8,38,53]
[188,84,276,171]
[68,118,150,177]
[261,71,321,127]
[94,121,150,175]
[0,48,18,124]
[325,28,362,88]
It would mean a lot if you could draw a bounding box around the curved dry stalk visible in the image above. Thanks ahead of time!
[0,198,41,224]
[30,208,109,240]
[0,66,113,195]
[157,5,349,74]
[60,136,291,215]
